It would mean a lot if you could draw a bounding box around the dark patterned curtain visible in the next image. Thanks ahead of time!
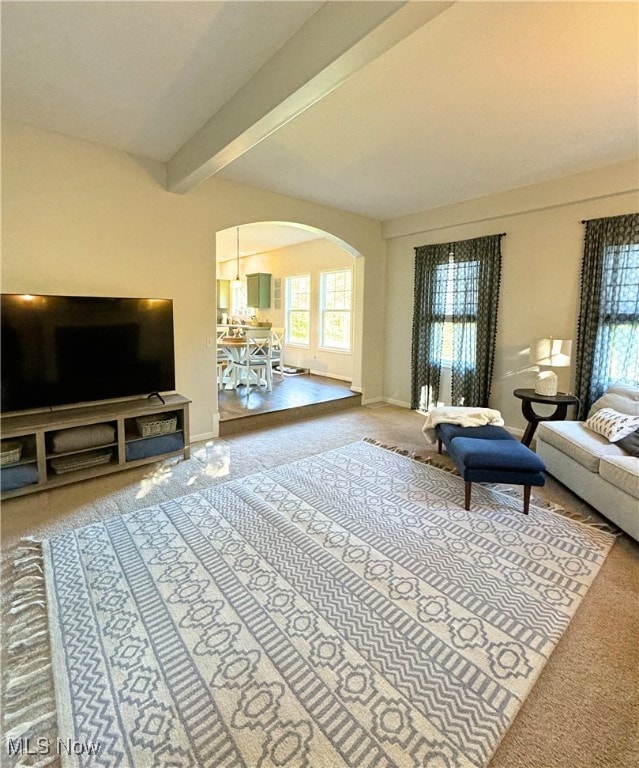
[575,213,639,419]
[411,234,503,411]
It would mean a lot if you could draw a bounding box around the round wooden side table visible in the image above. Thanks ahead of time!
[513,388,579,446]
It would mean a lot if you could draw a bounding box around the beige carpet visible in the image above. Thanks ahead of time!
[2,404,638,768]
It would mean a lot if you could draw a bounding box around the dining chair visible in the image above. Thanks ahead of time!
[216,326,235,389]
[216,346,233,390]
[236,333,273,396]
[216,353,226,390]
[270,327,285,379]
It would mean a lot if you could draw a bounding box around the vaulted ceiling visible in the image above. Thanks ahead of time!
[2,1,638,221]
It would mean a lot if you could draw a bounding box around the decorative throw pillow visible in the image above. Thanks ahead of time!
[617,428,639,457]
[51,423,116,453]
[584,408,639,443]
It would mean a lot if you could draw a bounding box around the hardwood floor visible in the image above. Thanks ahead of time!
[218,373,361,435]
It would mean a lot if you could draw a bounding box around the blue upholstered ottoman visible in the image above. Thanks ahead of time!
[435,424,546,514]
[436,423,516,454]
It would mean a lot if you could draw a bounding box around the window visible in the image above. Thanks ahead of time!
[597,243,639,385]
[434,257,478,366]
[575,214,639,418]
[320,269,352,352]
[285,275,311,346]
[231,281,247,316]
[411,234,502,411]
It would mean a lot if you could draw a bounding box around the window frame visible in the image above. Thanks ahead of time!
[597,242,639,386]
[432,256,479,368]
[318,268,353,354]
[230,281,247,317]
[284,273,311,348]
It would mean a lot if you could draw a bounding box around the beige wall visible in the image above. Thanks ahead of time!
[1,120,386,438]
[382,160,639,432]
[4,119,636,439]
[218,237,359,380]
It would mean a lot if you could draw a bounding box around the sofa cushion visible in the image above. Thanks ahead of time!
[0,464,39,492]
[618,428,639,457]
[587,389,639,419]
[536,421,627,472]
[447,437,545,487]
[51,423,116,453]
[599,456,639,499]
[437,423,515,444]
[584,408,639,443]
[125,432,184,462]
[449,438,545,471]
[607,384,639,400]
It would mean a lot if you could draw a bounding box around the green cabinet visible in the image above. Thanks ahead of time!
[217,279,230,309]
[246,273,271,309]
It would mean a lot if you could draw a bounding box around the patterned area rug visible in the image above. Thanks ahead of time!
[7,440,614,768]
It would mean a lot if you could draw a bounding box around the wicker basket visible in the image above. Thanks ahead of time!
[135,413,178,438]
[50,449,113,475]
[0,441,22,466]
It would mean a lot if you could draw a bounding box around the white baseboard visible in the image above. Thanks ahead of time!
[382,397,411,409]
[309,369,352,383]
[191,431,217,444]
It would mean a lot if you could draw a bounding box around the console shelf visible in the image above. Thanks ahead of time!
[0,394,190,499]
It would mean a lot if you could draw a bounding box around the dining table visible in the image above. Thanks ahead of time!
[218,336,248,390]
[218,334,271,390]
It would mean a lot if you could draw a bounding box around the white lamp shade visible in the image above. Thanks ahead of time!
[529,338,572,368]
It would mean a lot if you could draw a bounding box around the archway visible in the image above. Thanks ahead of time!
[213,221,364,432]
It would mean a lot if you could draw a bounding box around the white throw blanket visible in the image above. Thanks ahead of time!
[422,406,504,444]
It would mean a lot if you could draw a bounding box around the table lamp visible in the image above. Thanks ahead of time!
[529,338,572,396]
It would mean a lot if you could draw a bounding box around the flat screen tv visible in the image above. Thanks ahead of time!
[1,294,175,414]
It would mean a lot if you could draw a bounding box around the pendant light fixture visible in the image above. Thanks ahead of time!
[231,227,243,287]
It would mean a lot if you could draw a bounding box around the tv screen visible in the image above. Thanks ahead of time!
[1,294,175,413]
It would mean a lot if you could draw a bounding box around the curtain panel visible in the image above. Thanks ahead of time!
[575,213,639,419]
[411,234,503,411]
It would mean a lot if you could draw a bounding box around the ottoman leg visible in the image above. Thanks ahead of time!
[438,438,443,455]
[464,481,472,511]
[523,485,531,515]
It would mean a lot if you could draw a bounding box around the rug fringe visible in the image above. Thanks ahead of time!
[362,437,434,466]
[4,697,55,725]
[2,538,59,766]
[7,612,45,638]
[5,665,52,694]
[3,710,56,743]
[5,655,50,682]
[485,483,619,536]
[14,757,59,768]
[546,506,620,537]
[15,755,59,768]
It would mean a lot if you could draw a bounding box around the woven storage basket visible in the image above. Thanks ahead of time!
[0,441,22,466]
[50,449,113,475]
[135,413,177,438]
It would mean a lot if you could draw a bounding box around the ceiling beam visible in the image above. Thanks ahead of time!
[166,0,454,194]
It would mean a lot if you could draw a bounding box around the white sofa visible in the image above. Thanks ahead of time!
[536,385,639,542]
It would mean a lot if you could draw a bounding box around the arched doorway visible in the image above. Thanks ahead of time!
[214,221,364,434]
